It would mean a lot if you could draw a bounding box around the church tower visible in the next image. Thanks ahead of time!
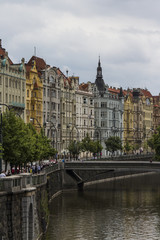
[95,57,106,94]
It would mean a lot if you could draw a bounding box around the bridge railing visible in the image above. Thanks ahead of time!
[83,153,154,161]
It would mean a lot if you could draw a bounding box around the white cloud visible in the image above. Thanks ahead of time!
[1,0,160,94]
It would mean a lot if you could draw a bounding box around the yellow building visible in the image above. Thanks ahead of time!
[140,89,153,151]
[123,90,134,149]
[25,59,43,130]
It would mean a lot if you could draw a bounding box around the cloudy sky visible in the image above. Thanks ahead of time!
[1,0,160,95]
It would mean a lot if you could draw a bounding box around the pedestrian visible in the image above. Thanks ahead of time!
[37,165,41,174]
[0,170,6,178]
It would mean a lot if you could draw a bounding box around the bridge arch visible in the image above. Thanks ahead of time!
[22,192,35,240]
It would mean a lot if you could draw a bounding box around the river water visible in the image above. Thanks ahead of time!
[42,173,160,240]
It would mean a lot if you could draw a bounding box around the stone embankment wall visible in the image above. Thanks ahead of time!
[0,164,63,240]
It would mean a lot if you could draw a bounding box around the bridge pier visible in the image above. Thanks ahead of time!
[77,182,84,191]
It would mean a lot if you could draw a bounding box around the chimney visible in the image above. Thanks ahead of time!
[0,39,1,48]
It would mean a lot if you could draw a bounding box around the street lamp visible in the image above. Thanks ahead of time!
[45,121,58,152]
[30,117,41,128]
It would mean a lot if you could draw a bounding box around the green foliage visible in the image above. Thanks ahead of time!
[89,140,103,159]
[80,134,103,159]
[68,140,81,159]
[105,136,122,155]
[147,127,160,160]
[123,140,132,154]
[80,133,91,152]
[2,110,56,167]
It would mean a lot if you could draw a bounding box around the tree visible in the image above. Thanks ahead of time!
[123,140,132,154]
[2,110,57,169]
[89,140,103,159]
[81,134,92,160]
[105,136,122,156]
[68,141,81,160]
[2,110,29,170]
[147,127,160,160]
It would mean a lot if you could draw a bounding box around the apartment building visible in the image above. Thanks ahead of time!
[0,40,26,119]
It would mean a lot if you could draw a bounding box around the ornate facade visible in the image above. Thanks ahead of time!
[0,40,26,119]
[25,57,43,130]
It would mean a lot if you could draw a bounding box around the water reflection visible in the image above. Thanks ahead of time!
[42,173,160,240]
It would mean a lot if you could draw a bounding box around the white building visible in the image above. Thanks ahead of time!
[92,58,124,157]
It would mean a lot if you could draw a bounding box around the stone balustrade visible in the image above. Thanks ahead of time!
[0,164,60,193]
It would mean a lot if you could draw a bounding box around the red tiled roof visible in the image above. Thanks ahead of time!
[28,56,48,72]
[0,47,13,65]
[79,83,89,91]
[108,87,120,94]
[141,89,152,98]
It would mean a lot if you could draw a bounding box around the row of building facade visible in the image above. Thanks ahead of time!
[0,40,159,157]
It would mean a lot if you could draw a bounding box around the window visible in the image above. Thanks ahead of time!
[5,77,8,87]
[0,92,1,102]
[51,90,56,98]
[43,88,46,96]
[83,98,87,104]
[27,90,29,97]
[90,99,93,105]
[47,89,50,97]
[84,108,86,114]
[6,93,8,103]
[101,102,107,108]
[47,102,49,110]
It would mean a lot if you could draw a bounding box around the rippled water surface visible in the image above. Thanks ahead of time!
[42,173,160,240]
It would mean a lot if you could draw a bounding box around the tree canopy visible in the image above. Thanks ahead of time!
[2,110,56,170]
[105,136,122,155]
[147,127,159,160]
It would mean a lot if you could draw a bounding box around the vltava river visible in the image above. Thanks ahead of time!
[42,173,160,240]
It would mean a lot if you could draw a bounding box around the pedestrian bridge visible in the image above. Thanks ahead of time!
[64,159,160,190]
[64,160,160,172]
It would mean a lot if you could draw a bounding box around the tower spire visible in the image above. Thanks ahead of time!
[97,55,102,79]
[95,57,105,93]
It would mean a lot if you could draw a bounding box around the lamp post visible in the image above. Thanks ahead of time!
[30,117,42,129]
[94,126,101,159]
[45,121,58,152]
